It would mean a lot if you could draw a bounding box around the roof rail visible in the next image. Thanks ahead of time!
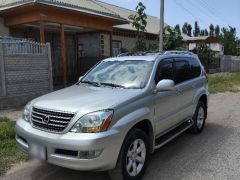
[117,51,162,57]
[163,51,195,56]
[117,51,195,57]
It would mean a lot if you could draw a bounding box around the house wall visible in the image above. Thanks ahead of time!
[210,43,224,55]
[0,18,9,36]
[78,33,100,57]
[188,42,224,55]
[113,34,158,52]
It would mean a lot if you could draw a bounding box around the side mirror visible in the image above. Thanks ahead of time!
[156,79,175,91]
[78,76,83,82]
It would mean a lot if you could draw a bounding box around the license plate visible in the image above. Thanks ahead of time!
[29,143,46,161]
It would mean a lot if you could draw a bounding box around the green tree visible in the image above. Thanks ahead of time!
[163,26,183,50]
[215,25,220,37]
[191,44,215,70]
[182,22,188,35]
[200,29,205,36]
[187,24,192,37]
[209,24,214,37]
[219,26,239,55]
[129,2,147,51]
[174,24,181,34]
[193,21,200,37]
[204,29,209,36]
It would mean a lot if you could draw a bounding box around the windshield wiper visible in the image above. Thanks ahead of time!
[81,81,100,87]
[100,82,126,89]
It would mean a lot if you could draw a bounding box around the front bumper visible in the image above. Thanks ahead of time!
[16,119,123,171]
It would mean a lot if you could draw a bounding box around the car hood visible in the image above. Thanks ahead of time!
[32,84,142,114]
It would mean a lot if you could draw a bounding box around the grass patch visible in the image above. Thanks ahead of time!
[208,72,240,94]
[0,118,28,176]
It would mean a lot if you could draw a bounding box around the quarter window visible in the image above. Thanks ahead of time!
[188,58,201,78]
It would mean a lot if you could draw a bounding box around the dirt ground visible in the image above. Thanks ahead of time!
[0,108,23,121]
[1,92,240,180]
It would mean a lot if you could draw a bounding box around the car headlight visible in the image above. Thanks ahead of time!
[22,102,31,122]
[70,110,113,133]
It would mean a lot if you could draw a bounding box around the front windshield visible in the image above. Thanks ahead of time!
[81,60,154,89]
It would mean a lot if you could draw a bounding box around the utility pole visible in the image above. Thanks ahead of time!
[159,0,164,52]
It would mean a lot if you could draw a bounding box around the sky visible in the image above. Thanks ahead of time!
[100,0,240,37]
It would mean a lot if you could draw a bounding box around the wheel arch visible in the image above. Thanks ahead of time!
[127,119,154,153]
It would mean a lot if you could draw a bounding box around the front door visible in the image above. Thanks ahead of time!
[154,59,182,135]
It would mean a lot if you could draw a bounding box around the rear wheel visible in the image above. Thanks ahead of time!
[109,129,150,180]
[189,101,207,134]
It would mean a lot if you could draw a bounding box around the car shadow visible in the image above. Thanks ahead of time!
[28,122,231,180]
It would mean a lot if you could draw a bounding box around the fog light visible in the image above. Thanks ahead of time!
[77,149,103,159]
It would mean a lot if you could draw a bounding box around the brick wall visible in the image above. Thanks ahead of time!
[0,42,53,109]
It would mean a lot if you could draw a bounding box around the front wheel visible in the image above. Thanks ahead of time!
[109,129,150,180]
[189,101,207,134]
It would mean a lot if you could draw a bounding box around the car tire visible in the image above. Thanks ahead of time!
[189,101,207,134]
[108,128,150,180]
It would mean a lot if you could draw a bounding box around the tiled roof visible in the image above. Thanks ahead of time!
[0,0,126,21]
[95,0,167,35]
[0,0,189,37]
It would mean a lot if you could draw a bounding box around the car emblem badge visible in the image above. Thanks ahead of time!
[43,115,50,124]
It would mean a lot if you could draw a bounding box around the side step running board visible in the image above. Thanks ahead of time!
[154,120,193,149]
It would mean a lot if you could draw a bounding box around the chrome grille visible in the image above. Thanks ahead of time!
[31,107,75,132]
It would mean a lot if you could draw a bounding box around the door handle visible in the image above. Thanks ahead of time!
[192,84,197,88]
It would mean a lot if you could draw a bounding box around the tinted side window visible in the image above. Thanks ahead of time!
[155,61,174,83]
[174,61,191,84]
[188,58,201,78]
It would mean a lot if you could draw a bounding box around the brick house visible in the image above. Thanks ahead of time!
[0,0,162,87]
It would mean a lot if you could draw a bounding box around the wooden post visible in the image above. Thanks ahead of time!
[0,43,6,97]
[39,21,45,43]
[60,24,67,86]
[109,31,113,57]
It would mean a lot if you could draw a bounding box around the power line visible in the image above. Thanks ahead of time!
[198,0,240,29]
[187,0,221,24]
[172,0,209,26]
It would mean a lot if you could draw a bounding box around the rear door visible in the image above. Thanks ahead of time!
[173,58,196,121]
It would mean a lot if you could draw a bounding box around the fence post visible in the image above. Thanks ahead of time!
[47,43,53,92]
[0,43,6,97]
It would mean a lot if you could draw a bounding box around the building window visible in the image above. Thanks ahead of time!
[112,40,122,56]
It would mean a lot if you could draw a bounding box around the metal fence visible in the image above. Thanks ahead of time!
[2,41,46,55]
[0,40,53,109]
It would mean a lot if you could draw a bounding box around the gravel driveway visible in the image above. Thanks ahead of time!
[1,92,240,180]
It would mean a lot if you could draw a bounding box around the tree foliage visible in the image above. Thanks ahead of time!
[204,29,209,36]
[163,26,183,50]
[215,25,220,37]
[193,21,200,37]
[219,26,239,55]
[182,22,188,35]
[129,2,147,51]
[191,44,215,69]
[187,24,192,37]
[209,24,214,37]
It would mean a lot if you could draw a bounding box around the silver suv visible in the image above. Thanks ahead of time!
[16,51,209,180]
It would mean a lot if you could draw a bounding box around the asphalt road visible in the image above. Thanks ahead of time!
[1,92,240,180]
